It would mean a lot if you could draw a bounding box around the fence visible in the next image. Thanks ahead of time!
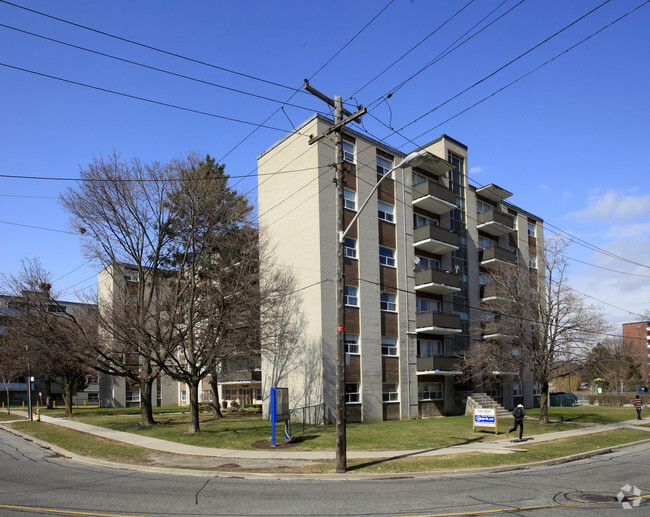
[288,403,326,435]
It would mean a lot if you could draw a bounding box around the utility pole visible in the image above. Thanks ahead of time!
[304,80,365,473]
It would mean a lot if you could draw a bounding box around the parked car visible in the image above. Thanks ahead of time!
[549,391,578,407]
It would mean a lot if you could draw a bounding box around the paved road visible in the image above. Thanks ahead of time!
[1,428,648,516]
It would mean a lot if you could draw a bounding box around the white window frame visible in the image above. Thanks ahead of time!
[345,285,358,307]
[342,140,355,163]
[528,221,536,237]
[344,237,357,259]
[344,188,356,211]
[377,156,393,178]
[180,390,187,403]
[380,292,397,312]
[513,383,523,397]
[378,201,395,223]
[414,213,437,228]
[379,246,396,267]
[382,382,399,402]
[419,382,443,401]
[415,256,439,271]
[416,297,440,314]
[345,383,360,404]
[381,336,398,356]
[412,171,428,186]
[125,391,140,403]
[529,254,537,269]
[418,338,442,357]
[477,200,492,213]
[344,333,360,355]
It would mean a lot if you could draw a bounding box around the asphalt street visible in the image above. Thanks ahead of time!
[1,428,649,516]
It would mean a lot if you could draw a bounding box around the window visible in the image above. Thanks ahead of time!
[256,388,262,401]
[414,213,436,228]
[378,201,394,223]
[419,382,443,401]
[529,254,537,269]
[415,256,439,271]
[345,383,360,404]
[345,285,358,307]
[342,140,355,163]
[477,200,492,213]
[126,391,140,403]
[379,246,396,267]
[382,336,398,356]
[87,392,99,404]
[485,382,501,398]
[478,237,494,250]
[416,297,439,314]
[418,338,442,357]
[202,390,213,402]
[412,171,428,186]
[513,383,523,397]
[345,333,360,354]
[382,383,399,402]
[344,237,357,259]
[180,390,187,403]
[533,382,542,396]
[380,292,396,312]
[223,389,237,400]
[528,221,536,237]
[377,156,393,178]
[124,270,139,283]
[344,188,356,211]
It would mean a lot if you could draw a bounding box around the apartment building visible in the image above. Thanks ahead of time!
[97,263,261,409]
[258,114,544,422]
[622,321,650,384]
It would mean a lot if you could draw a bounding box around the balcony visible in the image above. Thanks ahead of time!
[416,312,462,335]
[219,370,262,384]
[479,246,517,268]
[415,268,460,295]
[412,180,456,215]
[413,224,459,255]
[417,355,460,372]
[480,284,513,301]
[476,208,515,237]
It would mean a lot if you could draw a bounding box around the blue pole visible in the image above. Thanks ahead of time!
[270,387,277,447]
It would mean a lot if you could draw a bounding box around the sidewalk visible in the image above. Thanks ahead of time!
[2,412,649,478]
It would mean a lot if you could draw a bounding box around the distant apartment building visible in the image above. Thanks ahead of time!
[97,263,261,409]
[258,114,544,422]
[0,292,98,407]
[622,320,650,384]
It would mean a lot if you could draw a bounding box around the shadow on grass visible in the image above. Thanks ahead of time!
[347,436,485,471]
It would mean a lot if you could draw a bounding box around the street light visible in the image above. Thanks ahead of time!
[26,345,32,421]
[335,150,428,472]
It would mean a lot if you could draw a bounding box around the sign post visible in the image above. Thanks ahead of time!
[270,387,290,447]
[473,406,499,434]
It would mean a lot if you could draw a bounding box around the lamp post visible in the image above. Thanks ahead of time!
[26,346,33,421]
[335,150,426,472]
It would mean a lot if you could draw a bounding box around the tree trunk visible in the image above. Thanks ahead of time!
[4,387,9,415]
[139,376,156,426]
[538,380,550,424]
[209,369,223,418]
[66,383,74,417]
[188,380,201,433]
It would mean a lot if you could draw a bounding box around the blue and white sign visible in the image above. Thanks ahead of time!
[473,407,498,433]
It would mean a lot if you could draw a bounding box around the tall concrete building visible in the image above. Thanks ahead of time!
[258,114,544,422]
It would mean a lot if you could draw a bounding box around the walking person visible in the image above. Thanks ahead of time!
[506,404,525,440]
[633,395,644,420]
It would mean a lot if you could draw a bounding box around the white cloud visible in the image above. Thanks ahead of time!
[539,184,549,190]
[567,190,650,223]
[469,166,483,174]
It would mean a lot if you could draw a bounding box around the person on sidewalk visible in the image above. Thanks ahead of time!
[506,404,525,440]
[633,395,644,420]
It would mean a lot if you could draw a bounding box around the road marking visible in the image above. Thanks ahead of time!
[404,494,650,516]
[0,503,152,517]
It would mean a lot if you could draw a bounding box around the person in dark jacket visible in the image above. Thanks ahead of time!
[506,404,525,439]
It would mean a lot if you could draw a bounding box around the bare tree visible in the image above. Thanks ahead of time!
[60,153,178,425]
[1,259,96,416]
[464,236,608,423]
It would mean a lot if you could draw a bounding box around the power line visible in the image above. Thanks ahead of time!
[0,61,299,133]
[0,0,303,94]
[0,219,78,235]
[0,23,321,114]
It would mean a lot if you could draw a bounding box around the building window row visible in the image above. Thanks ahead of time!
[419,382,443,401]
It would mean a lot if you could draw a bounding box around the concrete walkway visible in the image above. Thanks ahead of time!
[4,412,649,463]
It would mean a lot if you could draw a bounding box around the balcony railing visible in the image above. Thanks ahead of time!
[415,268,460,295]
[416,355,459,372]
[477,208,515,236]
[412,180,456,215]
[479,246,517,267]
[416,312,462,334]
[413,224,459,255]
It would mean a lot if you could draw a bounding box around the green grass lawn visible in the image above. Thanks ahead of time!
[0,411,27,421]
[526,405,640,424]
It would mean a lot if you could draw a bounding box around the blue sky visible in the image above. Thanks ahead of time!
[1,0,649,326]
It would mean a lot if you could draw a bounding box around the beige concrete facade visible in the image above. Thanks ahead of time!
[258,115,545,422]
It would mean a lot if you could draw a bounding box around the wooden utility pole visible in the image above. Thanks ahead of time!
[304,80,365,473]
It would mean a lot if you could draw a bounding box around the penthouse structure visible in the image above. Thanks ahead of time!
[258,114,544,422]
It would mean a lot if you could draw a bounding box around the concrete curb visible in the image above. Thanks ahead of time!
[3,421,650,481]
